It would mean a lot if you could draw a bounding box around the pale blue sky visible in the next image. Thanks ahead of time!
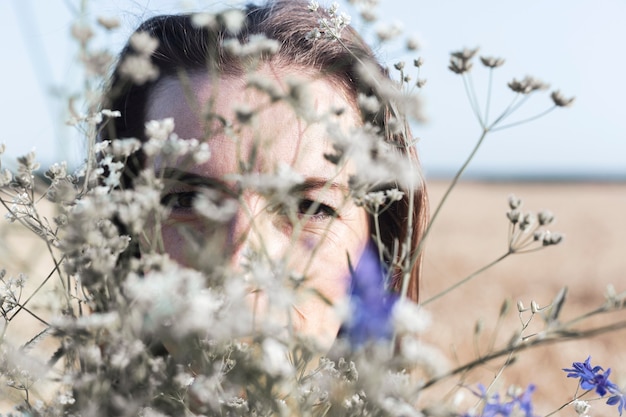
[1,0,624,178]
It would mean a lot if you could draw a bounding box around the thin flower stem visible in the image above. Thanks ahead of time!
[421,319,626,390]
[462,75,485,129]
[491,105,557,132]
[421,251,511,306]
[484,68,494,126]
[8,257,65,322]
[488,94,523,128]
[411,128,490,270]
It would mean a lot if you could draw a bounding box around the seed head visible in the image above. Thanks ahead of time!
[450,47,479,60]
[506,209,521,224]
[406,36,421,51]
[542,232,563,246]
[480,56,505,68]
[519,213,535,231]
[537,210,554,226]
[550,90,576,107]
[508,76,550,94]
[508,194,522,209]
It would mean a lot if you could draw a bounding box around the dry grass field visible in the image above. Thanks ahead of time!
[1,180,625,414]
[421,180,626,413]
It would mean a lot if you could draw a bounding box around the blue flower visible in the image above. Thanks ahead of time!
[563,357,618,396]
[606,387,626,416]
[463,384,537,417]
[342,242,396,348]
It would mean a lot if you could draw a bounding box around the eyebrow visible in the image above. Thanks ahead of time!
[159,168,238,197]
[159,168,348,196]
[292,178,349,194]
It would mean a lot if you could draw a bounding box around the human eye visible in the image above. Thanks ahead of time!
[296,198,338,222]
[161,186,199,217]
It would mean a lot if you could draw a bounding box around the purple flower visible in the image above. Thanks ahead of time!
[342,242,396,347]
[463,384,537,417]
[608,392,626,416]
[564,357,618,396]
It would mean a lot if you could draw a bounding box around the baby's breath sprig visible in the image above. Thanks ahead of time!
[411,48,574,289]
[422,195,562,306]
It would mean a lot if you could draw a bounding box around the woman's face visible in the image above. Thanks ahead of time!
[145,66,370,349]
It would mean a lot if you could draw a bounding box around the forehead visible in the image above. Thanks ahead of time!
[145,66,360,177]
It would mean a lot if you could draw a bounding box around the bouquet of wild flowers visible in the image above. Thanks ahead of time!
[0,1,625,416]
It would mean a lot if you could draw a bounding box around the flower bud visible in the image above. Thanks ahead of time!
[537,210,554,226]
[551,90,575,107]
[530,300,539,314]
[508,194,522,209]
[506,209,521,224]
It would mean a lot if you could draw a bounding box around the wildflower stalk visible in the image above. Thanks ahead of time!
[491,105,557,132]
[422,317,626,390]
[421,250,510,305]
[410,128,489,274]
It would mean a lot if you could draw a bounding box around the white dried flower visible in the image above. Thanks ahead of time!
[480,56,505,68]
[364,191,386,208]
[97,15,121,30]
[508,194,522,209]
[130,32,159,56]
[375,21,403,42]
[119,54,159,85]
[519,212,535,231]
[111,138,142,158]
[305,28,322,41]
[508,76,550,94]
[193,190,238,223]
[506,209,521,224]
[542,231,563,246]
[357,93,381,114]
[328,2,340,15]
[191,12,217,28]
[572,400,591,416]
[145,118,175,142]
[193,142,211,163]
[222,34,280,58]
[392,300,431,335]
[406,36,421,51]
[530,300,540,313]
[0,169,12,186]
[221,9,246,34]
[538,210,555,225]
[385,188,404,202]
[57,392,75,405]
[308,0,320,12]
[262,338,293,377]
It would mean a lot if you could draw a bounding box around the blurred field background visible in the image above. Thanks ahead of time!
[421,180,626,414]
[2,179,625,414]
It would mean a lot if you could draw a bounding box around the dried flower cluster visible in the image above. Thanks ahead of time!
[0,2,623,417]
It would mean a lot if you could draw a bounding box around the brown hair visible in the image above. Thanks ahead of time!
[101,0,428,301]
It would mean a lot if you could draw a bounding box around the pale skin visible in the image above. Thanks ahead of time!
[145,65,370,350]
